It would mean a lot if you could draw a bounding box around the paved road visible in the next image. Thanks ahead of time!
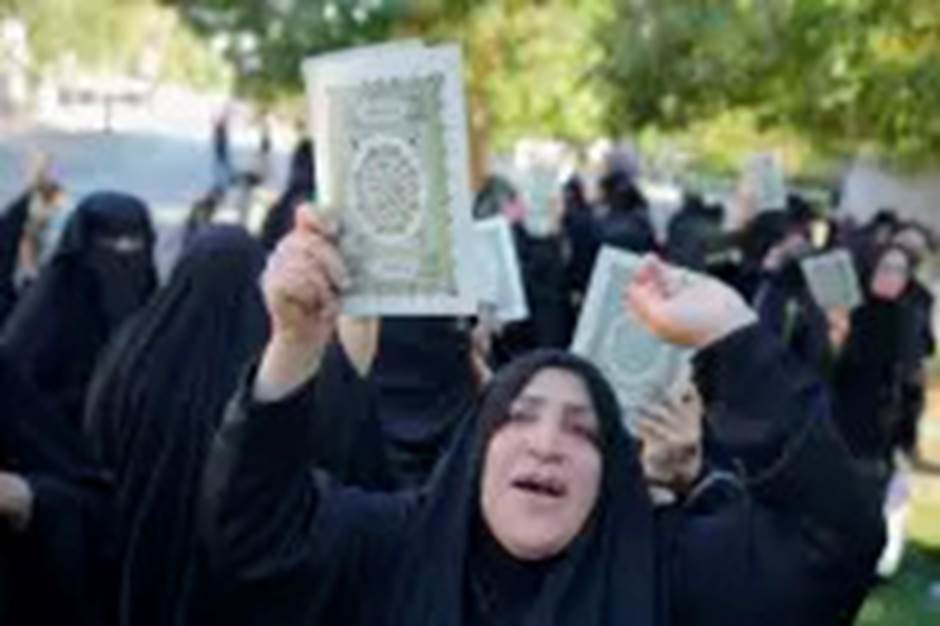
[1,123,290,276]
[1,124,288,223]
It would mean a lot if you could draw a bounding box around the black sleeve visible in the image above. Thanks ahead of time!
[694,324,883,550]
[200,366,415,625]
[670,325,884,626]
[0,352,111,626]
[308,341,391,490]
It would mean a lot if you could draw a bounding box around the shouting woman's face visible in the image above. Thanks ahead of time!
[481,368,602,561]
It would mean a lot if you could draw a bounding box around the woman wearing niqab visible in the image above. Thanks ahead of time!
[86,225,389,626]
[0,191,157,426]
[200,209,883,626]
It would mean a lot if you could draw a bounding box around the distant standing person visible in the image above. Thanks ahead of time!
[212,110,233,192]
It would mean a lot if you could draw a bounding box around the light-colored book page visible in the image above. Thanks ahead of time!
[302,40,426,195]
[473,216,529,323]
[571,246,691,432]
[800,249,863,311]
[308,44,476,316]
[519,164,559,236]
[743,153,787,212]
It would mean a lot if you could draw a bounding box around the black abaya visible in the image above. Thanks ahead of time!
[560,177,599,298]
[497,226,572,362]
[85,225,389,626]
[84,226,268,626]
[832,297,912,464]
[0,191,157,426]
[0,350,110,626]
[370,317,478,488]
[753,260,831,375]
[260,140,314,250]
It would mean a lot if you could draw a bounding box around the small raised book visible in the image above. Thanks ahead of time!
[302,41,476,316]
[571,247,692,432]
[800,249,863,311]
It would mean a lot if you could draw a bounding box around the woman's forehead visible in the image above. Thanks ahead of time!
[515,368,596,413]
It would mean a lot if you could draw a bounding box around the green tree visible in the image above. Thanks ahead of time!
[170,1,608,143]
[597,0,940,165]
[1,0,228,88]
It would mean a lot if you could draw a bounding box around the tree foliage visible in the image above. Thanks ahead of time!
[167,0,608,148]
[597,0,940,165]
[1,0,228,88]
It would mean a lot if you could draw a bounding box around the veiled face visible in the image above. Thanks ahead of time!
[871,249,910,301]
[480,368,602,561]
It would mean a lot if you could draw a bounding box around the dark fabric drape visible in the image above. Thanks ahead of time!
[0,350,110,626]
[0,191,157,426]
[84,226,268,626]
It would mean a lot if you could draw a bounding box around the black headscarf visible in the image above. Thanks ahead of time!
[260,140,314,250]
[472,175,518,220]
[597,171,656,254]
[666,193,725,272]
[561,176,600,296]
[497,225,573,359]
[0,191,157,425]
[832,244,917,462]
[388,349,656,626]
[84,225,268,626]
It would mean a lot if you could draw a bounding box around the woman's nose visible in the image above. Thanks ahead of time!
[526,418,565,463]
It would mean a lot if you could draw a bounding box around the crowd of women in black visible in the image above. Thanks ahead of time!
[0,139,934,626]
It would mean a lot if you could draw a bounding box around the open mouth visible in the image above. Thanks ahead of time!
[512,475,567,499]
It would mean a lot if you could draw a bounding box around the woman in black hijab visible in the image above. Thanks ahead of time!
[0,350,109,626]
[200,210,882,626]
[86,225,389,626]
[260,139,315,250]
[750,214,833,375]
[596,168,656,254]
[665,193,724,272]
[83,226,268,626]
[831,244,921,469]
[560,175,599,301]
[0,191,157,426]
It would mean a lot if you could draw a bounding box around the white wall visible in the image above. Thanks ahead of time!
[840,161,940,231]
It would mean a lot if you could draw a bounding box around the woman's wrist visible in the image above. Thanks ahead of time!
[0,472,34,531]
[254,334,326,403]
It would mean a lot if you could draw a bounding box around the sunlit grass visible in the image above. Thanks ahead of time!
[856,487,940,625]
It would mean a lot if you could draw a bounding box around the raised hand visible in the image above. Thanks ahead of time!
[625,255,757,348]
[635,381,704,494]
[255,205,349,401]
